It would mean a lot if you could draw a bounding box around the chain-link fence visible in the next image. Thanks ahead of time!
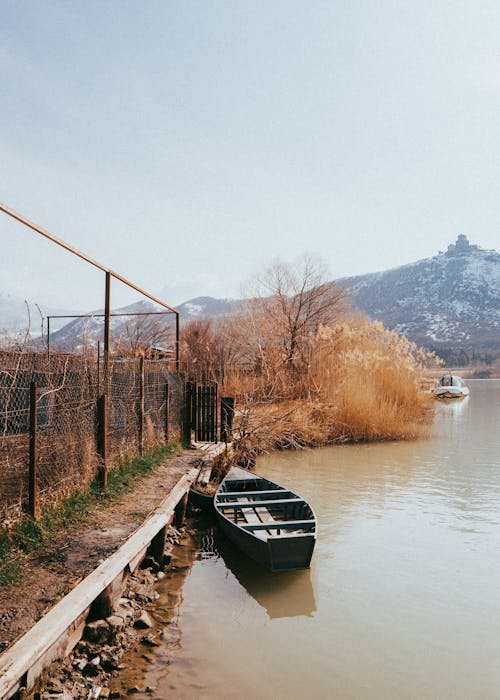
[0,351,185,520]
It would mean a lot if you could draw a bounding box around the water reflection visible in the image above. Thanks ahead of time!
[112,380,500,700]
[213,530,316,619]
[258,380,500,540]
[109,537,196,696]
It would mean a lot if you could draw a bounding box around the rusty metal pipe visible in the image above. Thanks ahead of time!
[0,201,179,315]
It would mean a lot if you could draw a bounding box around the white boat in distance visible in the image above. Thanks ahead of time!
[432,374,470,399]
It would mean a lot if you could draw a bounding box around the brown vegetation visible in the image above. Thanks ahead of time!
[181,259,436,456]
[0,349,182,519]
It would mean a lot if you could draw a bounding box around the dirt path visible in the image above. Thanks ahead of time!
[0,450,201,654]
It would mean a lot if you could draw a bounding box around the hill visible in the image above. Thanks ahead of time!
[338,235,499,363]
[2,236,498,363]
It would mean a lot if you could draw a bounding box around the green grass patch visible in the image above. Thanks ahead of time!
[0,441,181,589]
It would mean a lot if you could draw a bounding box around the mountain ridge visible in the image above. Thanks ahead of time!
[1,236,498,362]
[338,235,499,361]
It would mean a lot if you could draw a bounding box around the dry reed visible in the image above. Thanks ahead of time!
[216,315,435,457]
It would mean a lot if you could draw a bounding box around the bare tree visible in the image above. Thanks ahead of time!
[253,254,344,370]
[181,317,245,382]
[118,315,172,356]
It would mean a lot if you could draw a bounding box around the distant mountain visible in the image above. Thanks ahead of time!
[176,296,241,320]
[46,297,244,352]
[47,299,177,352]
[338,235,500,363]
[4,235,498,364]
[0,293,74,338]
[173,236,499,363]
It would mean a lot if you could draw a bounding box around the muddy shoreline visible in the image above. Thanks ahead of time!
[0,451,200,657]
[32,520,201,700]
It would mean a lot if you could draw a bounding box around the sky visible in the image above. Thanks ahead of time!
[1,0,500,312]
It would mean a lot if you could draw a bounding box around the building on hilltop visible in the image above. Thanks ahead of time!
[445,234,479,256]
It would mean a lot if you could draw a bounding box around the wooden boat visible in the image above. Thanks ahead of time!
[432,374,470,399]
[188,485,214,510]
[214,466,316,572]
[188,458,216,510]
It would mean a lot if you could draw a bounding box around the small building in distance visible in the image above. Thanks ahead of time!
[445,234,479,256]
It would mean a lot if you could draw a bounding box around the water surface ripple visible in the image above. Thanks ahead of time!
[120,379,500,699]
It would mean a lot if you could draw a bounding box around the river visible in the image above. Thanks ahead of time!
[111,379,500,699]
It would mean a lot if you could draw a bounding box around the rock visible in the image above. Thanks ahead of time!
[156,571,166,580]
[84,620,110,644]
[83,662,100,677]
[106,615,125,631]
[101,654,118,672]
[113,607,133,622]
[73,658,87,672]
[134,611,153,629]
[133,585,156,602]
[142,556,160,572]
[46,680,64,691]
[90,656,101,667]
[114,599,135,618]
[140,634,160,647]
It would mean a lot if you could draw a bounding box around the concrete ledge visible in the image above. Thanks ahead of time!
[0,467,198,699]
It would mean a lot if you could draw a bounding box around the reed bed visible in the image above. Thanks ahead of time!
[216,315,435,457]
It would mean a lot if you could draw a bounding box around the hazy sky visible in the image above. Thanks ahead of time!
[2,1,500,311]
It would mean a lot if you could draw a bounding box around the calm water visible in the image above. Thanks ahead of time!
[115,379,500,699]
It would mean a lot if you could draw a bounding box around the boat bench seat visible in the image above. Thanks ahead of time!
[224,495,275,536]
[240,520,315,532]
[217,489,291,499]
[217,497,308,537]
[216,498,303,510]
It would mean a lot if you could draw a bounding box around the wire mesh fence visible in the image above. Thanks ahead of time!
[0,350,185,521]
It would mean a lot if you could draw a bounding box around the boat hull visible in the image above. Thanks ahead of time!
[214,467,316,572]
[216,514,316,571]
[432,374,470,399]
[188,487,214,510]
[433,386,469,399]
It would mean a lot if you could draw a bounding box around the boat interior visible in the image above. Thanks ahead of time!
[216,476,316,537]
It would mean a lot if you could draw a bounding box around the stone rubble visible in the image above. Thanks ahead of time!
[28,525,187,700]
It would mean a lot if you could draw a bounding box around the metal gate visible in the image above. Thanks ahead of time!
[186,381,218,442]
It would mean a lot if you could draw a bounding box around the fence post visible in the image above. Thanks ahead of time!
[97,340,101,396]
[138,356,145,455]
[197,385,202,442]
[214,382,218,443]
[174,492,188,528]
[164,382,169,443]
[183,381,193,445]
[29,381,38,518]
[221,397,235,443]
[97,393,108,488]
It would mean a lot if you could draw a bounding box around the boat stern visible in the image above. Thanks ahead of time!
[268,534,316,572]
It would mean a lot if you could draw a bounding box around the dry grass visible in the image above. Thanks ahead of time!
[311,319,433,441]
[221,316,435,457]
